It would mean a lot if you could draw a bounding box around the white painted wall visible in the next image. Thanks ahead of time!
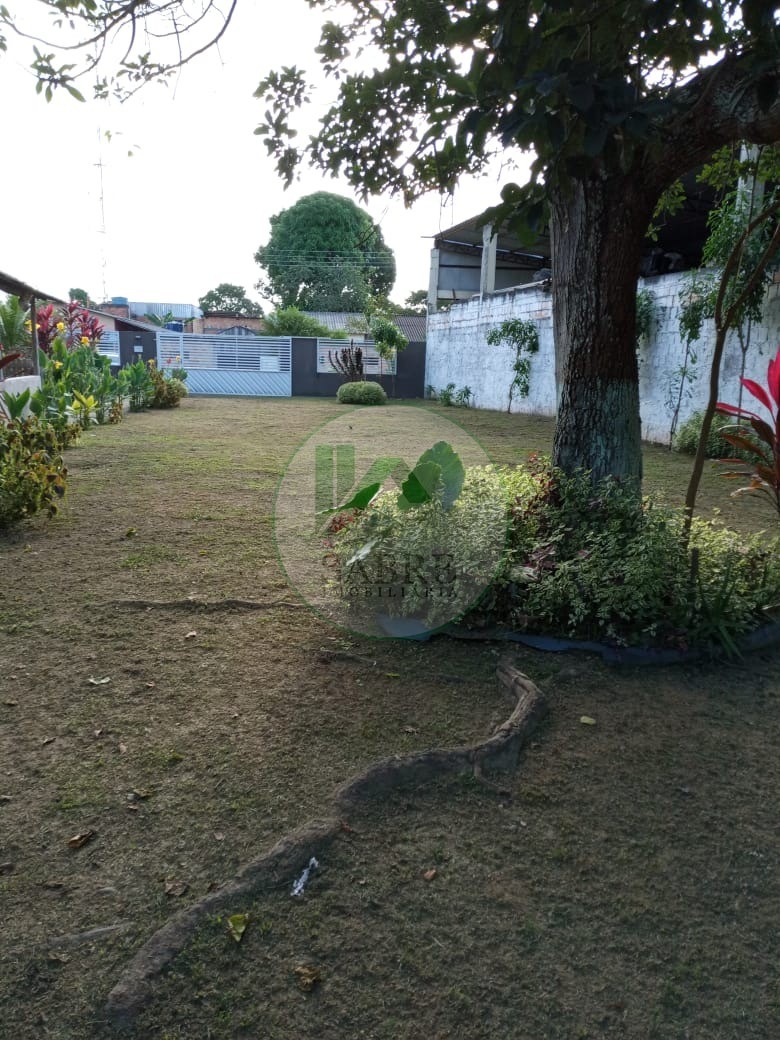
[426,272,780,445]
[0,375,41,416]
[426,284,557,417]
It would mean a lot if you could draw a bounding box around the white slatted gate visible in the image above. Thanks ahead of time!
[157,332,292,397]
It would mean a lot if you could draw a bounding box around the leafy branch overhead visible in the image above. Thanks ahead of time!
[255,2,780,238]
[0,1,241,102]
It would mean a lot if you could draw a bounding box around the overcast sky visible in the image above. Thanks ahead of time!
[0,2,526,311]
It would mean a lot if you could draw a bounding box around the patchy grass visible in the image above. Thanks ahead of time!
[0,396,777,1040]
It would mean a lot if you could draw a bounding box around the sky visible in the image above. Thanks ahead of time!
[0,1,525,311]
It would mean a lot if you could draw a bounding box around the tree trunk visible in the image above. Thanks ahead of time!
[551,177,653,483]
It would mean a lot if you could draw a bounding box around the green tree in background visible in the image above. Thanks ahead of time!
[263,307,346,338]
[69,288,91,308]
[255,193,396,312]
[198,283,263,316]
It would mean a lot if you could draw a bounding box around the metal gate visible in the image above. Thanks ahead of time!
[157,332,292,396]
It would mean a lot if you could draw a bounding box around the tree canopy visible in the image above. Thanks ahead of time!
[263,307,347,338]
[255,0,780,481]
[256,2,779,232]
[0,1,239,102]
[198,283,262,316]
[255,193,396,312]
[68,288,91,307]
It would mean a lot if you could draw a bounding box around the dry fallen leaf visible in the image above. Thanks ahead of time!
[294,965,322,992]
[67,830,95,849]
[126,804,139,813]
[88,676,112,686]
[579,716,597,726]
[423,869,438,882]
[227,913,249,942]
[47,952,70,964]
[164,880,189,898]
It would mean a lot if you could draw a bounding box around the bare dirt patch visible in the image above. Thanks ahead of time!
[1,397,778,1039]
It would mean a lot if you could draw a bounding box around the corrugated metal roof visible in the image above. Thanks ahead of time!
[304,311,366,332]
[303,311,426,342]
[0,269,66,304]
[395,315,427,341]
[129,301,202,320]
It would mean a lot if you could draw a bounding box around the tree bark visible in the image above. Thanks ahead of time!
[548,56,780,484]
[551,175,653,482]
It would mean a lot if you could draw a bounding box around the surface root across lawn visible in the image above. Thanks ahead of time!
[104,657,548,1030]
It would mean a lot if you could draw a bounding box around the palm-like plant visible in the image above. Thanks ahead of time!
[0,295,31,361]
[144,311,176,328]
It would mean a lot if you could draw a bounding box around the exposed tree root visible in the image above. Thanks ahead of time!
[8,922,135,957]
[104,658,547,1031]
[106,598,306,613]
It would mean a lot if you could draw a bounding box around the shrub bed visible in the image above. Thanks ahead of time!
[0,418,67,527]
[332,457,780,653]
[674,410,759,460]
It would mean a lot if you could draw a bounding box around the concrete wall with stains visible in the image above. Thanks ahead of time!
[426,271,780,445]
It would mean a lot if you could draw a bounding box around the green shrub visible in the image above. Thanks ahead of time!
[264,307,346,338]
[119,360,154,411]
[337,380,387,405]
[674,411,759,460]
[332,464,521,629]
[333,458,780,651]
[0,420,67,527]
[149,364,188,408]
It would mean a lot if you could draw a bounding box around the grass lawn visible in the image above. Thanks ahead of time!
[0,396,778,1040]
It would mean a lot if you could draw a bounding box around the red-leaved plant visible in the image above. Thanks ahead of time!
[716,344,780,518]
[36,302,105,354]
[0,353,22,378]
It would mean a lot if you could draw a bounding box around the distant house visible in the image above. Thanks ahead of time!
[186,313,265,337]
[89,309,160,368]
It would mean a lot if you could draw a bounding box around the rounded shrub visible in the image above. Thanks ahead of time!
[674,411,758,460]
[336,380,387,406]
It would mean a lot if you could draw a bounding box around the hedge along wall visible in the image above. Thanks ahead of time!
[425,270,780,445]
